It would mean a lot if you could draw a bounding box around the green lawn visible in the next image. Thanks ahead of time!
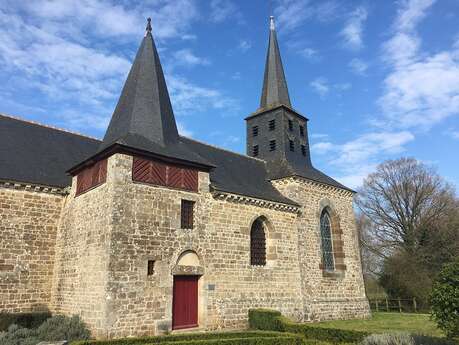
[314,312,444,337]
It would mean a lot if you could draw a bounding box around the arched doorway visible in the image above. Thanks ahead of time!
[172,250,201,330]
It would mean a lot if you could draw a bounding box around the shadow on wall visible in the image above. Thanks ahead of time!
[0,305,51,331]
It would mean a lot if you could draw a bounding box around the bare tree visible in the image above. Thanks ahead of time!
[356,158,456,257]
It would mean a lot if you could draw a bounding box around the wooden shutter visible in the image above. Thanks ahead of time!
[133,157,167,185]
[167,165,183,189]
[76,159,107,196]
[132,156,198,192]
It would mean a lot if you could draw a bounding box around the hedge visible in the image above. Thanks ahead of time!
[72,331,305,345]
[0,312,51,332]
[249,309,369,343]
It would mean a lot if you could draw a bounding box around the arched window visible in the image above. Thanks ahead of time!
[250,218,266,266]
[320,210,335,271]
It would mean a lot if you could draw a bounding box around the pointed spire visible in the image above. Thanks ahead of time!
[260,16,292,110]
[101,17,179,150]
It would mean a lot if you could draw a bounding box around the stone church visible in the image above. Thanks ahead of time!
[0,17,369,338]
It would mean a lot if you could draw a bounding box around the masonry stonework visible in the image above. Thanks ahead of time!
[0,185,63,312]
[273,178,370,321]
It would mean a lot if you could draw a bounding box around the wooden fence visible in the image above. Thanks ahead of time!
[368,298,428,313]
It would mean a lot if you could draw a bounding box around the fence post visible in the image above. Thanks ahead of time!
[398,298,402,313]
[376,299,379,312]
[386,297,389,312]
[413,297,417,313]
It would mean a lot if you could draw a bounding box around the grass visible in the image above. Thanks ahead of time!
[313,312,444,337]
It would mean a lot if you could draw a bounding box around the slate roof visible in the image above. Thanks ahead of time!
[0,114,100,188]
[259,17,291,110]
[0,113,298,204]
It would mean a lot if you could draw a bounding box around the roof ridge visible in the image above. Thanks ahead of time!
[180,136,267,163]
[0,113,101,141]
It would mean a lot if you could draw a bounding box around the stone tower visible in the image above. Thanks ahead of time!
[246,16,312,180]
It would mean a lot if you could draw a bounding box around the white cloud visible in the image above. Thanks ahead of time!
[311,142,333,154]
[379,0,459,130]
[299,47,318,60]
[238,40,251,52]
[209,0,240,23]
[273,0,340,32]
[451,131,459,139]
[340,6,368,50]
[349,58,368,75]
[310,77,329,98]
[167,75,238,116]
[177,121,193,137]
[315,131,415,188]
[173,49,210,67]
[310,78,351,97]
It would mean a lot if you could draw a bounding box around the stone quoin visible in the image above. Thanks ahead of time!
[0,16,370,339]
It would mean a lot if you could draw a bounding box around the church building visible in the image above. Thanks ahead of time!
[0,17,370,338]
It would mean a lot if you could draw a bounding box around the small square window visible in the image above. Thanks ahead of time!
[288,119,293,131]
[268,119,275,131]
[299,125,305,137]
[181,200,195,229]
[289,140,295,152]
[269,140,276,151]
[253,145,259,157]
[301,145,307,156]
[252,126,259,137]
[147,260,155,276]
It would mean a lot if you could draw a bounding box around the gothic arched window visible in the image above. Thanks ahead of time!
[320,210,335,271]
[250,218,266,266]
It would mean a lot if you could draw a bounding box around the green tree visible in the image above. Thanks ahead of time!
[430,261,459,337]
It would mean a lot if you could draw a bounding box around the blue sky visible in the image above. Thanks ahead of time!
[1,0,458,189]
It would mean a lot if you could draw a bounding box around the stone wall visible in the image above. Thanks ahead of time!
[273,177,370,321]
[103,154,304,338]
[50,157,115,337]
[0,185,63,312]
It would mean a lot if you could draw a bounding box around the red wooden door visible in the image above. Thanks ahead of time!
[172,275,199,330]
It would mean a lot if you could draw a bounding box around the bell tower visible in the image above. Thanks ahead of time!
[246,16,312,180]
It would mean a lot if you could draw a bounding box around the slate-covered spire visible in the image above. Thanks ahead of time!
[101,18,179,150]
[259,16,291,110]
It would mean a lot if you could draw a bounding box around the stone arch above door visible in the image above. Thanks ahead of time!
[172,250,204,276]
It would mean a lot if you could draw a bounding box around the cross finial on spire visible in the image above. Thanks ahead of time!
[270,16,275,30]
[145,17,152,36]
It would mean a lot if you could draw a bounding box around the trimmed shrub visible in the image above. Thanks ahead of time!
[430,261,459,338]
[249,309,369,343]
[37,314,90,341]
[360,333,456,345]
[0,324,40,345]
[0,312,51,332]
[0,314,90,345]
[72,331,304,345]
[360,333,414,345]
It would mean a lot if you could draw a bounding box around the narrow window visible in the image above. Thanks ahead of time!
[147,260,155,275]
[289,140,294,152]
[250,218,266,266]
[320,211,335,271]
[299,125,305,137]
[252,126,259,137]
[253,145,259,157]
[181,200,195,229]
[269,140,276,151]
[288,119,293,131]
[268,119,275,131]
[301,145,307,156]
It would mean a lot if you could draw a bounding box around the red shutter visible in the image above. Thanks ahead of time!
[133,157,166,185]
[183,169,198,192]
[132,156,199,192]
[167,165,183,189]
[76,159,107,196]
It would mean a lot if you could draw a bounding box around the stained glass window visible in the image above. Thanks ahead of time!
[320,211,335,271]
